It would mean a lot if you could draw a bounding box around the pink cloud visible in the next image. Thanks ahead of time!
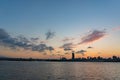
[112,26,120,31]
[79,30,106,44]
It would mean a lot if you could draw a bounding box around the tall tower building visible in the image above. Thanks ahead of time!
[72,52,75,60]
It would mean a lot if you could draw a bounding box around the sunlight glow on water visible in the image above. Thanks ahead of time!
[0,61,120,80]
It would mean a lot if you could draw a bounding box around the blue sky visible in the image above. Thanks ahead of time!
[1,0,120,36]
[0,0,120,58]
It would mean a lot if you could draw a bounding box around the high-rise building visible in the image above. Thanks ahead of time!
[72,52,75,60]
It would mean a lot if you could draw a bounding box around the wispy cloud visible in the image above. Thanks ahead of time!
[112,26,120,31]
[60,43,75,51]
[62,37,74,42]
[76,50,87,56]
[64,48,72,51]
[79,30,106,44]
[45,30,55,40]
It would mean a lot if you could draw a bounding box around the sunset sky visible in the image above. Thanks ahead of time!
[0,0,120,59]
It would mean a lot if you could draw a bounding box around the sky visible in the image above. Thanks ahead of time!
[0,0,120,59]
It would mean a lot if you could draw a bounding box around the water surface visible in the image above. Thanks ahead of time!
[0,61,120,80]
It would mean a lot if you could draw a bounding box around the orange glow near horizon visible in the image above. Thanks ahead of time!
[0,34,120,59]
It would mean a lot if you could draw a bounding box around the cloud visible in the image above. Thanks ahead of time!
[60,43,74,48]
[40,40,47,44]
[57,54,64,56]
[0,33,31,50]
[64,48,72,51]
[56,51,61,53]
[112,26,120,31]
[64,52,69,54]
[0,28,9,39]
[17,35,30,44]
[79,30,106,44]
[98,52,102,54]
[47,46,54,52]
[60,43,75,51]
[62,37,74,42]
[31,37,39,42]
[30,37,40,44]
[87,46,93,49]
[45,30,55,40]
[32,44,47,52]
[76,50,87,56]
[0,28,54,53]
[32,44,54,52]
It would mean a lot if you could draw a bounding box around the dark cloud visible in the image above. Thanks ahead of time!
[47,46,54,51]
[60,43,75,51]
[62,37,74,42]
[0,29,32,49]
[76,50,87,56]
[32,44,47,52]
[0,28,9,39]
[60,43,74,48]
[31,37,39,42]
[17,35,30,44]
[79,30,106,44]
[0,28,54,53]
[45,30,55,40]
[87,46,93,49]
[39,41,45,44]
[30,37,40,44]
[32,44,54,52]
[64,48,72,51]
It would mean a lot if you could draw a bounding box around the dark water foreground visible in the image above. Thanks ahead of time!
[0,61,120,80]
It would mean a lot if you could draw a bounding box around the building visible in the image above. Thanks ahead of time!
[72,52,75,60]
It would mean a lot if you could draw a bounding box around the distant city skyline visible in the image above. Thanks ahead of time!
[0,0,120,59]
